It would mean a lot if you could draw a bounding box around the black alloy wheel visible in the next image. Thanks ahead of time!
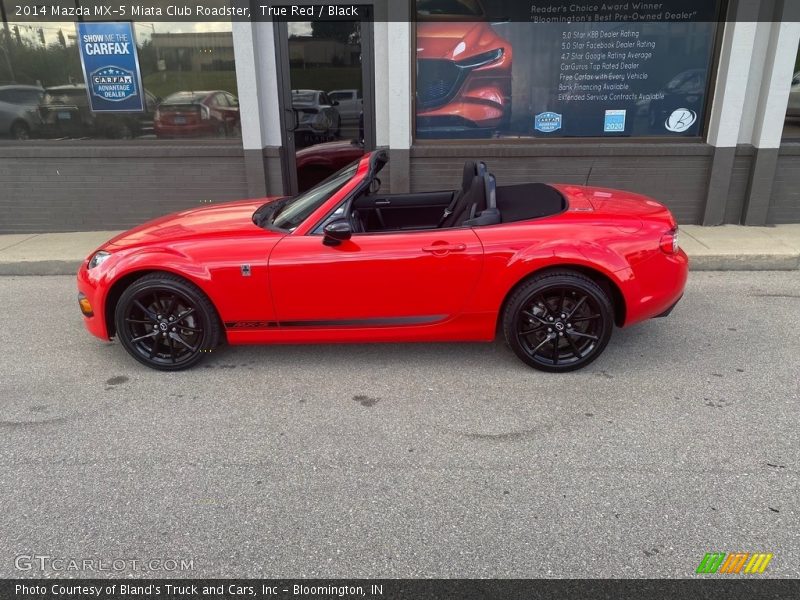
[114,273,221,370]
[503,271,614,372]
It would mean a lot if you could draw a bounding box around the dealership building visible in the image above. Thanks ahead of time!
[1,0,799,233]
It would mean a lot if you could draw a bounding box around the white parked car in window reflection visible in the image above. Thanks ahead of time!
[328,89,362,123]
[0,85,44,140]
[291,89,341,144]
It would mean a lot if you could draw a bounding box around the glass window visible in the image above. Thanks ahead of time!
[0,13,241,141]
[272,162,359,231]
[782,42,800,141]
[414,0,721,140]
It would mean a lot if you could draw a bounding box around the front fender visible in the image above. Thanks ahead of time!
[79,247,214,340]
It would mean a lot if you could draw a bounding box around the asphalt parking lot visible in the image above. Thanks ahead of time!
[0,272,798,578]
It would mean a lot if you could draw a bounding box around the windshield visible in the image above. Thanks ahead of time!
[163,92,208,105]
[292,91,317,104]
[271,161,359,231]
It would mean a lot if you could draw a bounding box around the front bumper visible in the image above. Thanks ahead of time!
[77,261,111,340]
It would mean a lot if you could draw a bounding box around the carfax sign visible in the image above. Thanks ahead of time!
[76,22,144,112]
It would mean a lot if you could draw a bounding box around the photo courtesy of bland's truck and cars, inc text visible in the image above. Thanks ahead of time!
[0,1,799,599]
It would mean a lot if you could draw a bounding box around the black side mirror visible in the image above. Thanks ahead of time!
[332,100,339,106]
[323,219,352,246]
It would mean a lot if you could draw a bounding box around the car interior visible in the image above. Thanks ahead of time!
[350,160,567,233]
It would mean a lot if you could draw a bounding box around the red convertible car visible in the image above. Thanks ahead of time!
[77,151,687,373]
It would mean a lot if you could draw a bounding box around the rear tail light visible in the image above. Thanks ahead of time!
[660,228,679,254]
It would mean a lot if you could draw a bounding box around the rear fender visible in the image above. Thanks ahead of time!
[474,239,632,323]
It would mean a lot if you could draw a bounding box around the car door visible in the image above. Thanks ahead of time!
[268,227,484,326]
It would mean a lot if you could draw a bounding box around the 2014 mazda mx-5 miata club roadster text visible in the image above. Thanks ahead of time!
[77,151,688,372]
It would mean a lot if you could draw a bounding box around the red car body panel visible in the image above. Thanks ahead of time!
[77,154,687,349]
[416,20,512,130]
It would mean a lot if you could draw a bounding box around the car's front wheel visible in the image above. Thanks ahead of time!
[114,273,221,370]
[503,271,614,372]
[11,121,30,140]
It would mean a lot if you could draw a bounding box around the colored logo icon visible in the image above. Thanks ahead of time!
[696,552,773,574]
[604,109,626,133]
[535,111,562,133]
[90,66,137,102]
[665,108,697,133]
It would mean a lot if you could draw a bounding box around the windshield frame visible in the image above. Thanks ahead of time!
[257,150,387,236]
[253,155,369,234]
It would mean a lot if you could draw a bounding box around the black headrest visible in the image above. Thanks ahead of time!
[461,160,476,193]
[484,173,496,209]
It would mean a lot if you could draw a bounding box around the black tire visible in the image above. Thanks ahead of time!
[11,121,30,140]
[502,271,614,372]
[114,273,221,371]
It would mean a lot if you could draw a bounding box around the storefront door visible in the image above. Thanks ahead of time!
[274,12,375,194]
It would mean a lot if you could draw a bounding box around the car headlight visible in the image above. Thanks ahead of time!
[456,48,504,69]
[88,250,111,269]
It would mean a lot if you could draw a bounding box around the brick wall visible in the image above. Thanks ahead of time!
[0,142,251,233]
[769,146,800,224]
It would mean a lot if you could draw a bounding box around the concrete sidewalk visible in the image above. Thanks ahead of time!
[0,225,799,275]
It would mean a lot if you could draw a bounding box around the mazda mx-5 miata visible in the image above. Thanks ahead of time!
[77,151,687,373]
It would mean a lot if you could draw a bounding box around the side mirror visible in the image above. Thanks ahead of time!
[331,100,339,106]
[323,219,352,246]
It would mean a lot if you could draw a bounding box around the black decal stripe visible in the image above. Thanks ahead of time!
[279,315,447,328]
[225,315,446,329]
[224,321,278,329]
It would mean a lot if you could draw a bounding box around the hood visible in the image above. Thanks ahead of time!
[106,198,282,249]
[416,21,499,60]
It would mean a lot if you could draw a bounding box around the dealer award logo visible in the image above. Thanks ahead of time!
[89,66,137,102]
[665,108,697,133]
[535,111,562,133]
[604,109,626,133]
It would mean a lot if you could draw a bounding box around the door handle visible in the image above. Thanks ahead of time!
[422,242,467,254]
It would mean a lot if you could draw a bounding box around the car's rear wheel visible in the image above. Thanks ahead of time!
[114,273,221,371]
[503,272,614,372]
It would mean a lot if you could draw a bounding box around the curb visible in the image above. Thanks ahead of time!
[1,255,799,276]
[688,254,800,271]
[0,260,83,276]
